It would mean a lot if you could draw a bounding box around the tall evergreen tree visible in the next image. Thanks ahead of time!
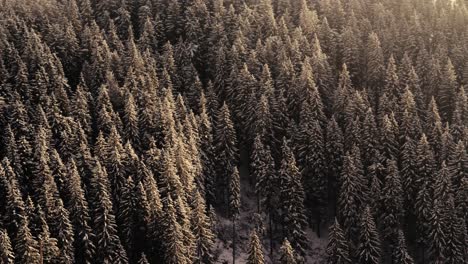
[0,229,15,264]
[14,215,41,264]
[191,191,215,264]
[229,167,241,264]
[246,230,264,264]
[214,102,238,205]
[357,207,381,264]
[279,138,308,256]
[326,219,351,264]
[381,160,404,243]
[393,230,415,264]
[338,150,365,241]
[279,238,297,264]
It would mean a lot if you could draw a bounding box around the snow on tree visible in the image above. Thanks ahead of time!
[190,190,215,264]
[247,230,265,264]
[381,160,404,243]
[393,230,415,264]
[357,207,381,264]
[0,229,15,264]
[326,218,351,264]
[279,238,297,264]
[279,138,308,256]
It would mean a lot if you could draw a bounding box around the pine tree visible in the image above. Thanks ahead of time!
[325,117,344,211]
[381,160,404,243]
[366,32,385,99]
[279,138,308,256]
[326,219,351,264]
[384,54,401,102]
[338,150,365,241]
[246,230,264,264]
[393,230,415,264]
[50,198,75,264]
[91,161,128,264]
[251,135,277,254]
[14,215,41,264]
[138,253,150,264]
[438,59,458,122]
[214,102,238,205]
[191,191,215,264]
[162,196,189,264]
[123,92,139,146]
[279,239,297,264]
[64,160,95,264]
[357,207,381,264]
[0,229,14,264]
[229,167,241,264]
[36,207,61,264]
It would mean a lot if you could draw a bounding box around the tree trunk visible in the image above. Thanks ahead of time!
[316,214,321,238]
[232,218,236,264]
[269,213,273,258]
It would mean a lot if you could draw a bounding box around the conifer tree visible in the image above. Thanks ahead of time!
[229,167,241,264]
[162,196,189,264]
[247,230,265,264]
[357,207,381,264]
[381,160,404,243]
[214,102,238,205]
[91,161,128,264]
[138,253,150,264]
[14,215,41,264]
[338,150,365,241]
[279,239,297,264]
[191,191,215,264]
[438,59,458,122]
[326,219,351,264]
[0,229,14,264]
[252,135,276,254]
[366,32,385,99]
[36,207,61,264]
[50,198,75,264]
[279,138,308,256]
[64,160,95,264]
[325,117,344,210]
[393,230,415,264]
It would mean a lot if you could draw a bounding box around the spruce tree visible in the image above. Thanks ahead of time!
[191,191,215,264]
[326,219,351,264]
[393,230,415,264]
[0,229,14,264]
[381,160,404,243]
[64,160,95,264]
[279,239,297,264]
[338,150,365,241]
[438,59,458,122]
[162,196,189,264]
[91,161,128,264]
[279,138,308,256]
[229,167,241,264]
[138,253,150,264]
[214,102,238,205]
[14,215,41,264]
[37,207,61,264]
[357,207,381,264]
[247,230,265,264]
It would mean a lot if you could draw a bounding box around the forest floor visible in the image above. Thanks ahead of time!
[213,150,328,263]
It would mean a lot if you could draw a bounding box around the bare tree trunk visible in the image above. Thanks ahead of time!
[232,218,236,264]
[269,213,273,258]
[39,240,43,264]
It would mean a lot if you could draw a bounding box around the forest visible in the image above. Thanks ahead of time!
[0,0,467,263]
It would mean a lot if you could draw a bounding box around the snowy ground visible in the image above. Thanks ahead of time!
[212,149,328,263]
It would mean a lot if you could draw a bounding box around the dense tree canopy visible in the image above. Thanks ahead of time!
[0,0,467,263]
